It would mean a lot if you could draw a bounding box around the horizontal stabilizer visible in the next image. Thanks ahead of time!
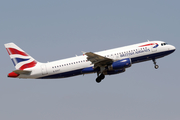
[13,70,31,74]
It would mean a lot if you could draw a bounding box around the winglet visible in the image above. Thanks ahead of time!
[81,51,86,56]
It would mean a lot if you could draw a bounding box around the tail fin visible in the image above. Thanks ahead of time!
[4,43,38,70]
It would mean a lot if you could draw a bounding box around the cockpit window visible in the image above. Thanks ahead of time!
[161,43,168,46]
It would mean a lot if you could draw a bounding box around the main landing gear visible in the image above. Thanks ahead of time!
[96,73,105,83]
[152,59,159,69]
[96,67,106,83]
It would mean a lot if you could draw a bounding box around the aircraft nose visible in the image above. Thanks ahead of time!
[169,45,176,52]
[172,45,176,51]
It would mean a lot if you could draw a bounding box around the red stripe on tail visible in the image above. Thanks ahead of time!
[19,61,37,70]
[6,48,11,55]
[7,48,28,56]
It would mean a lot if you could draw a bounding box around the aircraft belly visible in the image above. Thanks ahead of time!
[131,50,175,64]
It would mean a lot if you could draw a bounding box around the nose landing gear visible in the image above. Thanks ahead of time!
[152,59,159,69]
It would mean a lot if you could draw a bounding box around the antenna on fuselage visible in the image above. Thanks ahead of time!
[147,39,150,42]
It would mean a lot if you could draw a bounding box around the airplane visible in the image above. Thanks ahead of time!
[4,40,175,83]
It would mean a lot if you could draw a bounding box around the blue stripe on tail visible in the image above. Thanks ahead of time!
[11,59,16,66]
[11,58,30,66]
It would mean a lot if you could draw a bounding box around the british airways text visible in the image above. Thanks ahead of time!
[120,48,151,57]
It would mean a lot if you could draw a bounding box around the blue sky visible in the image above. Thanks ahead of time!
[0,0,180,120]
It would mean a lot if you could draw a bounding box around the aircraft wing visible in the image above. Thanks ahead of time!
[85,52,113,68]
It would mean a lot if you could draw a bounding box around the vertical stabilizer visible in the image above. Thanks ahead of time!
[4,43,38,70]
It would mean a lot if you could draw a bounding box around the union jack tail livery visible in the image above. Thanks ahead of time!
[5,43,39,77]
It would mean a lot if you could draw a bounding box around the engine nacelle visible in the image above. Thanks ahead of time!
[104,68,125,75]
[81,67,97,74]
[108,58,131,70]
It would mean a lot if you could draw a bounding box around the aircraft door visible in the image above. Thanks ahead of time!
[41,64,48,75]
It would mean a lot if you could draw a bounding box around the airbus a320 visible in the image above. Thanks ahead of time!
[5,40,175,83]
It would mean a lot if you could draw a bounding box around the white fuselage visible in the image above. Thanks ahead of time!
[18,41,176,79]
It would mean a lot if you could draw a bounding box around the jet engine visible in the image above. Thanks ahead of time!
[104,69,125,75]
[108,58,131,70]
